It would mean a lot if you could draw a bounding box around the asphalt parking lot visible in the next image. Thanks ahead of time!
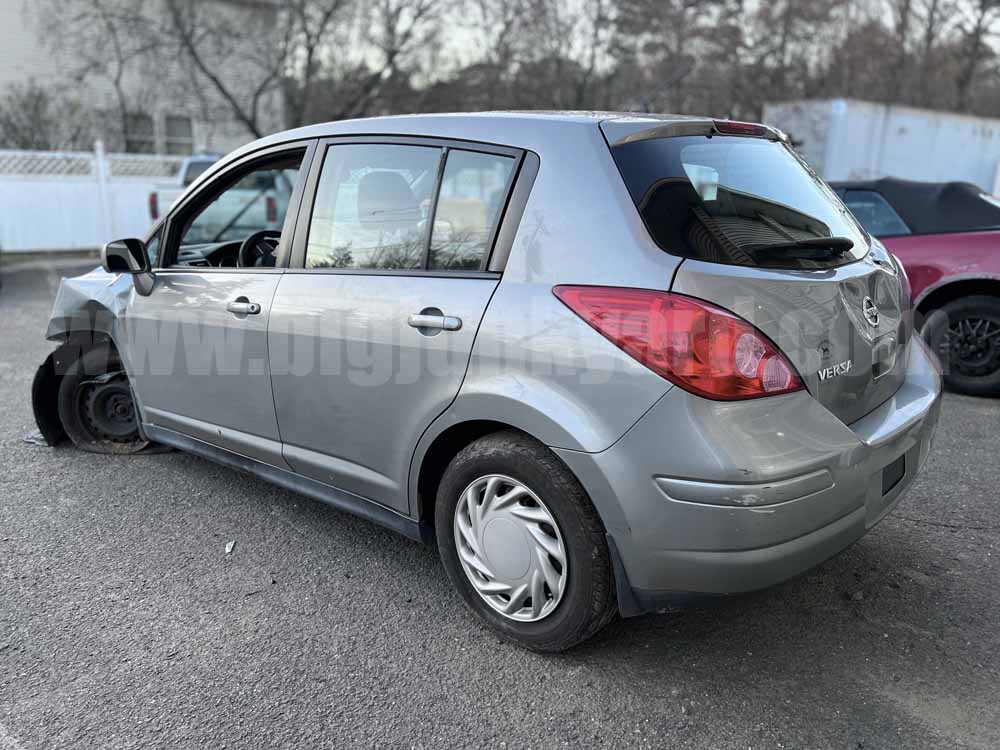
[1,262,998,750]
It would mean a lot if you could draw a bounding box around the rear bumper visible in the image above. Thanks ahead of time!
[555,337,942,615]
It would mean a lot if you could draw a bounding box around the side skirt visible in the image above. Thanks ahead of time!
[144,424,434,545]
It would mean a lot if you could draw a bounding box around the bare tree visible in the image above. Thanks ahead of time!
[954,0,1000,110]
[286,0,357,127]
[0,82,97,150]
[164,0,295,139]
[888,0,914,99]
[39,0,160,149]
[916,0,956,105]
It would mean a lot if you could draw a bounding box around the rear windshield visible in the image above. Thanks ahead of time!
[610,135,870,269]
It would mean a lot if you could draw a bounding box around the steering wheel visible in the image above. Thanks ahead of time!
[237,230,282,268]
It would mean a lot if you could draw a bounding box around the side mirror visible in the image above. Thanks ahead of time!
[102,238,150,275]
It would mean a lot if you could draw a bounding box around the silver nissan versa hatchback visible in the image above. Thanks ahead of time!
[32,112,942,652]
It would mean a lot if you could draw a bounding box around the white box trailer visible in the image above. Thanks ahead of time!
[763,98,1000,194]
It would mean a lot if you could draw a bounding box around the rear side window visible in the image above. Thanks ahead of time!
[305,143,441,270]
[611,135,870,269]
[429,151,515,270]
[842,190,911,237]
[305,143,516,271]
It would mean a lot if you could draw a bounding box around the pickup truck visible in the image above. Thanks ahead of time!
[148,153,294,246]
[148,154,220,221]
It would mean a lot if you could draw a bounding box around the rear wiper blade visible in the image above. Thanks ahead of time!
[744,236,855,260]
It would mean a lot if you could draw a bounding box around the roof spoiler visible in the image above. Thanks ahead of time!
[601,117,788,147]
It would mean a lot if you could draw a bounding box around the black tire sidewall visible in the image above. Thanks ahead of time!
[435,434,612,651]
[924,295,1000,397]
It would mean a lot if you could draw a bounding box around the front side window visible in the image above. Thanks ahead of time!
[180,156,301,247]
[305,144,441,270]
[611,135,870,269]
[429,150,515,270]
[145,227,162,267]
[163,150,304,268]
[843,190,911,237]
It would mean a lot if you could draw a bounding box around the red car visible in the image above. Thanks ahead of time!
[834,178,1000,396]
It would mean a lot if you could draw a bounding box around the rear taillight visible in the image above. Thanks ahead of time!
[553,286,804,400]
[148,192,159,220]
[266,195,277,223]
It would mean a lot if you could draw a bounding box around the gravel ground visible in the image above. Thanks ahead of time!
[1,263,998,749]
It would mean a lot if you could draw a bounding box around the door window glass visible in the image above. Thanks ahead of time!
[145,227,162,267]
[176,153,302,251]
[843,190,911,236]
[305,143,442,270]
[428,150,515,270]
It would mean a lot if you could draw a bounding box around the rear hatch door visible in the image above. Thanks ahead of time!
[603,118,910,424]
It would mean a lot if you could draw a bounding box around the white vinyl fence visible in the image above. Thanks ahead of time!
[0,142,183,253]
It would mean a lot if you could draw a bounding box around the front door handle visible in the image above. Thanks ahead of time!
[408,313,462,332]
[227,297,261,315]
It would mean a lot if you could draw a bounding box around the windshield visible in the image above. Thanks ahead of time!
[611,135,869,269]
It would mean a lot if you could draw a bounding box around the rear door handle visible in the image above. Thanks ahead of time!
[227,298,261,315]
[408,313,462,331]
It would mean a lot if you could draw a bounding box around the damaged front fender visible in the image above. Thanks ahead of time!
[30,267,138,448]
[44,266,133,344]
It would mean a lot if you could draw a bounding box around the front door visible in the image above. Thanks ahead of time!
[268,139,520,511]
[122,143,313,466]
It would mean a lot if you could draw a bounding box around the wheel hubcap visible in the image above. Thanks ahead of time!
[453,474,568,622]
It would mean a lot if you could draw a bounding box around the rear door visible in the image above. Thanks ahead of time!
[268,137,523,512]
[604,124,910,425]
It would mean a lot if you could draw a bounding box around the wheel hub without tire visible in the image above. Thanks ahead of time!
[453,474,567,622]
[80,374,139,442]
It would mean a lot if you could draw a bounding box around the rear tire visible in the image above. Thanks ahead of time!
[923,295,1000,397]
[57,346,149,454]
[435,430,617,652]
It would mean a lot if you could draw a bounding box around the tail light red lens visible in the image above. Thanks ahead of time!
[148,192,159,220]
[266,195,277,223]
[553,286,804,400]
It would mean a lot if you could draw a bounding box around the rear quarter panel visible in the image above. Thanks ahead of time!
[446,120,681,453]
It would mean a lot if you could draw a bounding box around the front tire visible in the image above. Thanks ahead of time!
[56,346,149,454]
[435,431,617,652]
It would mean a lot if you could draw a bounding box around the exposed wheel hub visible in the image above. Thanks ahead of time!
[453,474,567,622]
[80,373,139,442]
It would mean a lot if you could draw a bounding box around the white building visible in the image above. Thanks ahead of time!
[763,98,1000,194]
[0,0,286,156]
